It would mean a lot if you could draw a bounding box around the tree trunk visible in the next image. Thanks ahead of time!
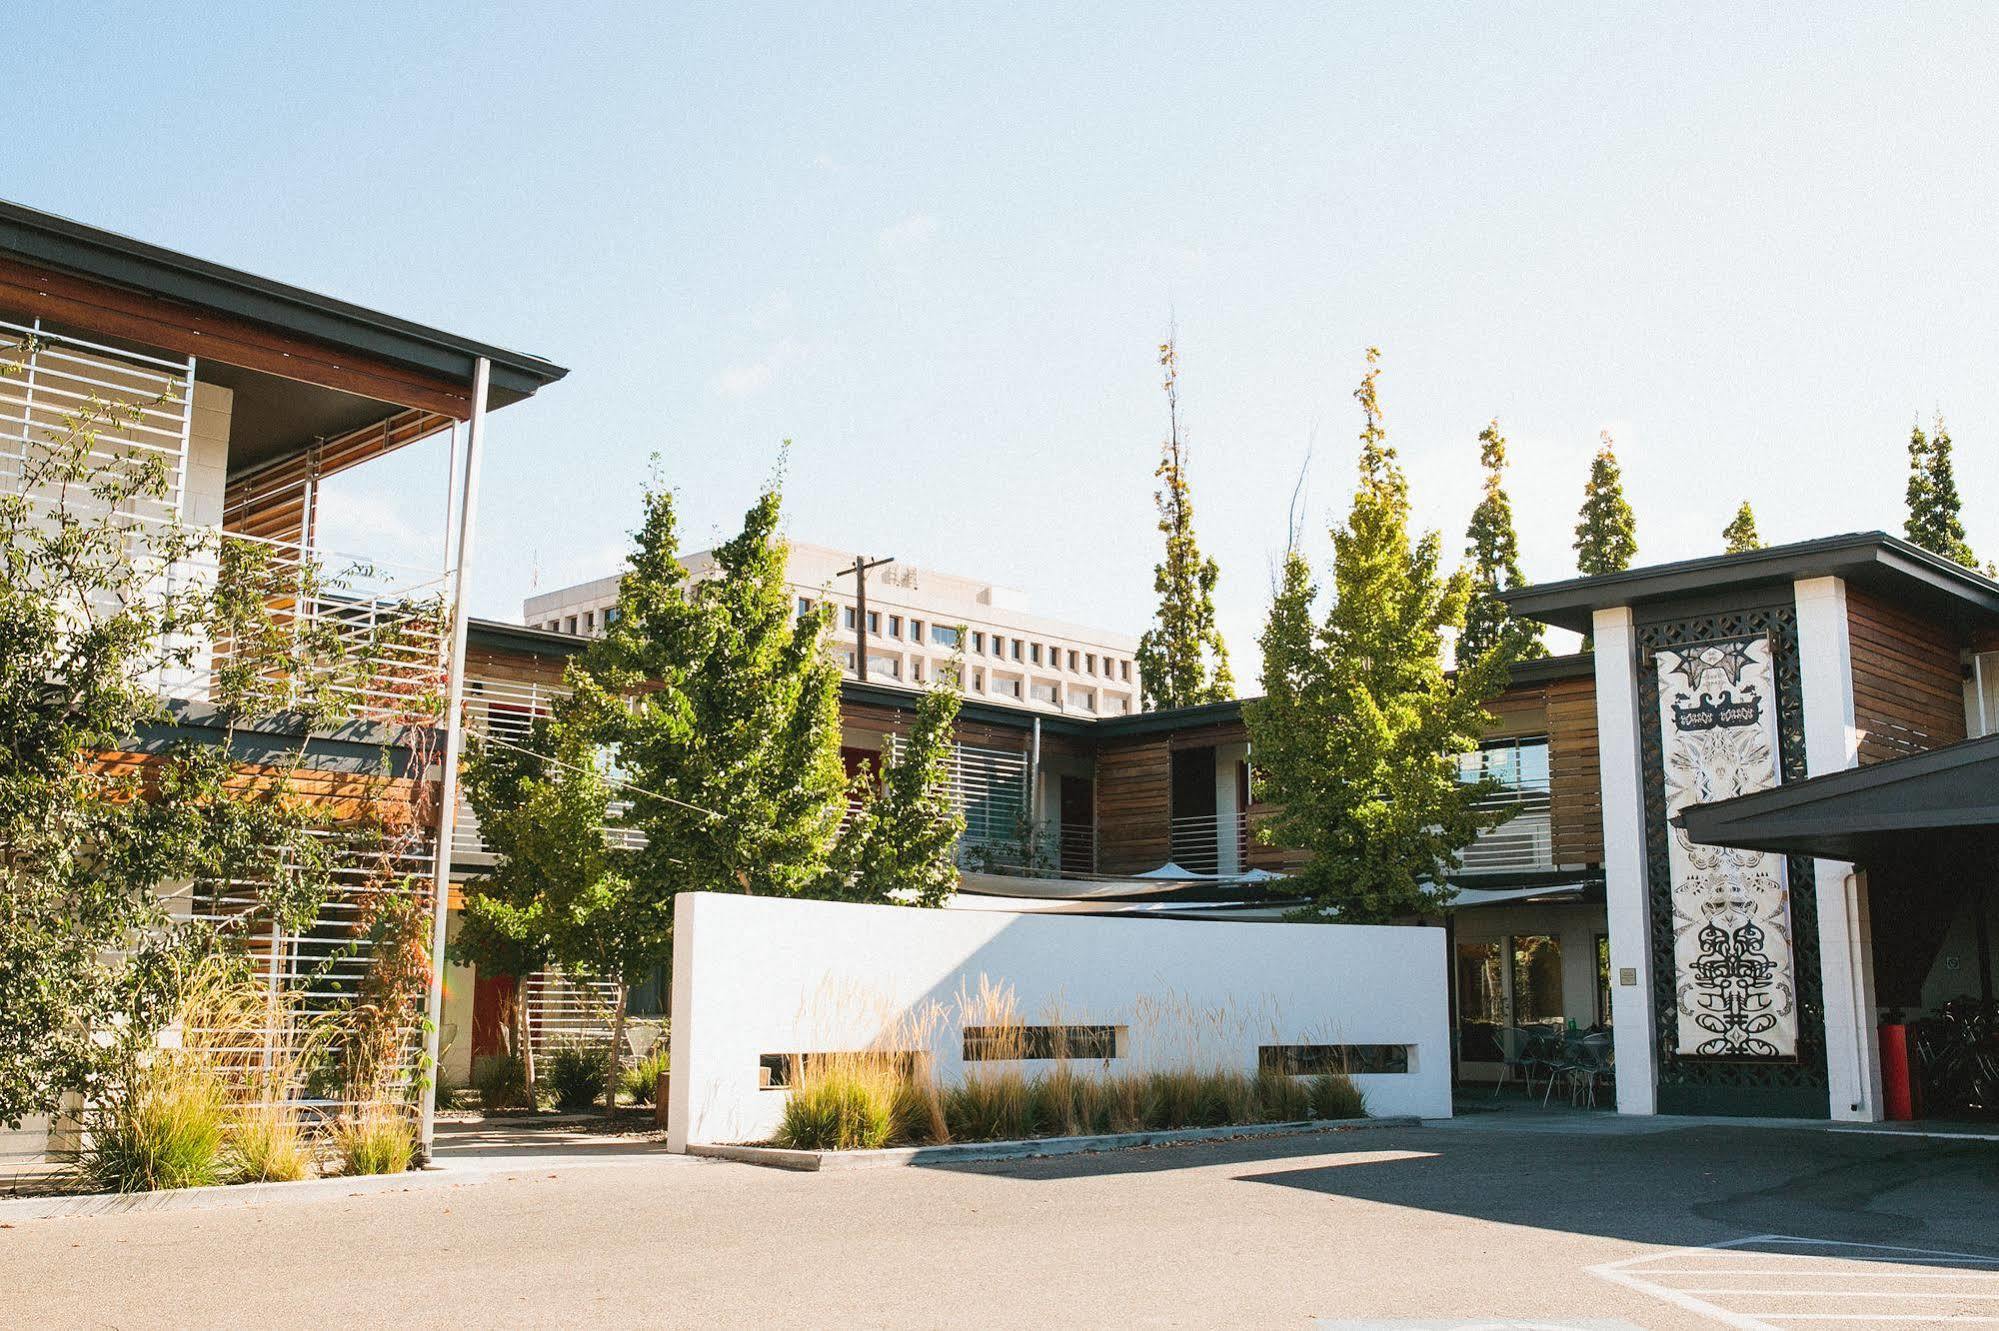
[513,978,537,1109]
[605,981,629,1118]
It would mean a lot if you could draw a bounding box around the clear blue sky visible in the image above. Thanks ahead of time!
[14,6,1997,674]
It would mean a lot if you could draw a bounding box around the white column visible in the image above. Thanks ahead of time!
[1592,606,1657,1114]
[1214,741,1249,877]
[418,359,490,1163]
[1794,575,1882,1122]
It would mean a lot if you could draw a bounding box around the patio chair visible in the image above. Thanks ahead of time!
[1492,1026,1538,1098]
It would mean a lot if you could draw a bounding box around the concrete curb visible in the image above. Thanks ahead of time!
[0,1165,481,1222]
[685,1114,1418,1171]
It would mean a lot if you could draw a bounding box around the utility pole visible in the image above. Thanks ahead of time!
[835,554,894,682]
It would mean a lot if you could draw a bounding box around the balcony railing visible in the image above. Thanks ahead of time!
[157,530,452,729]
[1169,812,1250,876]
[1459,781,1554,873]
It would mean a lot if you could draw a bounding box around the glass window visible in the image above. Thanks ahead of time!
[931,624,961,648]
[910,658,924,682]
[910,619,924,641]
[1030,643,1042,665]
[1030,681,1059,704]
[1067,649,1079,671]
[1086,653,1096,675]
[889,614,902,637]
[797,596,813,618]
[605,608,619,626]
[843,607,857,630]
[1121,660,1131,681]
[565,616,577,634]
[865,653,899,679]
[972,631,985,653]
[1011,640,1022,661]
[972,667,984,690]
[867,611,880,634]
[1073,688,1096,712]
[1454,941,1505,1062]
[1511,935,1564,1030]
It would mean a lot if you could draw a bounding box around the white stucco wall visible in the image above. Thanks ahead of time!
[666,892,1452,1149]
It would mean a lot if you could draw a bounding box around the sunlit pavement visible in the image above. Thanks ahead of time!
[3,1113,1995,1329]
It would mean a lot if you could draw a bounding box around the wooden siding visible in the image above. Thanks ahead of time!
[0,255,476,419]
[223,409,456,542]
[1545,676,1603,866]
[1846,586,1967,765]
[89,748,427,824]
[1095,738,1172,874]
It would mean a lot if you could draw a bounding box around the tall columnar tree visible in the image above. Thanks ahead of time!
[1574,431,1638,578]
[1245,348,1508,923]
[1722,501,1763,554]
[1904,416,1977,568]
[1458,419,1546,666]
[825,670,967,907]
[1135,334,1234,710]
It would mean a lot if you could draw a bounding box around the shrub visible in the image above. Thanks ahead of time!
[621,1048,669,1106]
[331,1107,416,1175]
[1308,1071,1367,1121]
[773,1072,897,1151]
[81,1056,229,1193]
[230,1103,314,1183]
[1253,1069,1313,1123]
[430,1065,463,1113]
[890,1074,948,1146]
[471,1053,530,1111]
[545,1044,608,1113]
[944,1069,1035,1143]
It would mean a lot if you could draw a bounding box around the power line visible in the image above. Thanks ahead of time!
[476,731,724,822]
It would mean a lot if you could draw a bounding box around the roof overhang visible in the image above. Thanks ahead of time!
[1503,532,1999,636]
[0,199,567,404]
[1676,733,1999,862]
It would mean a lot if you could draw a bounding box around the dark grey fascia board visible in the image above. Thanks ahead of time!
[840,679,1095,737]
[1675,733,1999,853]
[468,618,589,657]
[1499,651,1594,686]
[127,700,425,777]
[1503,531,1999,634]
[1092,696,1246,738]
[0,199,567,400]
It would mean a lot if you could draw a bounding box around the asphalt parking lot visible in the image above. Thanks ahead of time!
[3,1109,1995,1329]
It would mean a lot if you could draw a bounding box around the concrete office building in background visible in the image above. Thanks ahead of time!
[523,541,1142,716]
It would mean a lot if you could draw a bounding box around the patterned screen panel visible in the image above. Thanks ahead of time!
[1654,634,1796,1057]
[1637,604,1828,1117]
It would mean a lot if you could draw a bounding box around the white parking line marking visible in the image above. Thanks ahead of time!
[1588,1234,1999,1330]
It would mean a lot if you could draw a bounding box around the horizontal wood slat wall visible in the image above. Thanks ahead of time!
[1846,586,1967,765]
[1544,677,1603,866]
[1095,738,1171,874]
[223,409,455,542]
[90,748,428,823]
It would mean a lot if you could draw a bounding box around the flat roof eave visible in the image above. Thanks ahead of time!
[0,199,568,401]
[1502,531,1999,634]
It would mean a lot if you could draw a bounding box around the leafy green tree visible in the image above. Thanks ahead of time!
[1722,501,1763,554]
[1574,431,1638,577]
[0,348,334,1127]
[1459,419,1545,666]
[1904,416,1977,568]
[1135,334,1234,710]
[455,728,561,1103]
[1245,348,1507,923]
[825,670,966,906]
[576,470,850,912]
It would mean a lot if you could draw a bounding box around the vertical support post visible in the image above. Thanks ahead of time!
[853,555,869,680]
[1592,606,1658,1114]
[419,358,490,1163]
[1028,715,1043,864]
[1795,575,1881,1121]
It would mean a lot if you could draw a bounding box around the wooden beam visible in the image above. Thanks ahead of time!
[0,255,473,419]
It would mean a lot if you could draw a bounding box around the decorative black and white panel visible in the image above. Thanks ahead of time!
[1653,635,1796,1058]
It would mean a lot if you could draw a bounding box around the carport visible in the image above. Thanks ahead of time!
[1679,732,1999,1115]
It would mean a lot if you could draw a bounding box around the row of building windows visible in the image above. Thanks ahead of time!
[539,606,619,635]
[801,598,1133,683]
